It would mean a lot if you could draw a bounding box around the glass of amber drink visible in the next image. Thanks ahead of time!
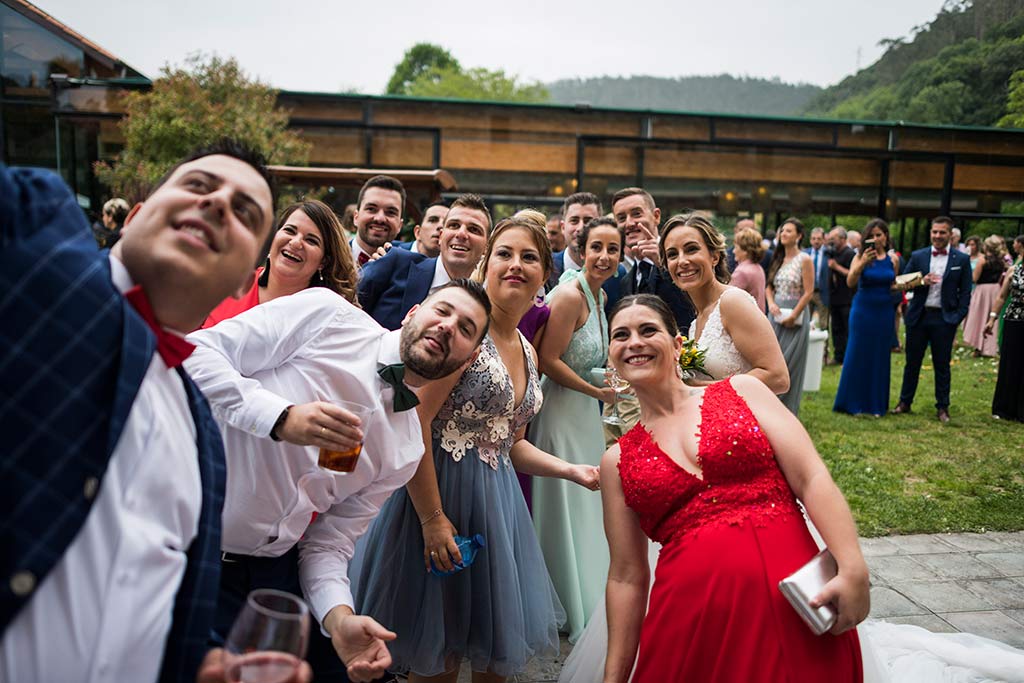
[317,399,374,473]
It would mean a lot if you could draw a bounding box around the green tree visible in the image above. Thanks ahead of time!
[96,53,310,201]
[997,68,1024,127]
[405,65,549,103]
[386,43,461,95]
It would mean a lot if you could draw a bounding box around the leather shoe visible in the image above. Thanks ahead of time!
[892,402,912,415]
[937,408,950,423]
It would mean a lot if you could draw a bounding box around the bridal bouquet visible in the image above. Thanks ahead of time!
[678,337,708,379]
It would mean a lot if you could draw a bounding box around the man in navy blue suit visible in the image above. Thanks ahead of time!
[358,194,491,330]
[892,217,973,423]
[0,141,313,682]
[803,227,831,329]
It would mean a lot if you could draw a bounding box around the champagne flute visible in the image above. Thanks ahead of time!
[224,589,309,683]
[601,367,631,426]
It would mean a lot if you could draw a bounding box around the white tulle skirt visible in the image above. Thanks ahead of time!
[560,527,1024,683]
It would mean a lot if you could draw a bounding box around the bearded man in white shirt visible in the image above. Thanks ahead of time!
[185,279,491,683]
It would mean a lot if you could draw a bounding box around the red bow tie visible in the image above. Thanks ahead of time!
[932,249,948,256]
[357,251,370,266]
[124,285,196,368]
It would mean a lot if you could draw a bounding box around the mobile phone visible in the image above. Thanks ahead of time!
[863,238,877,253]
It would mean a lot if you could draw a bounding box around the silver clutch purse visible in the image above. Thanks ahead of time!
[778,548,838,635]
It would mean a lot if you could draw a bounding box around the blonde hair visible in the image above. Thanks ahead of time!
[733,227,764,263]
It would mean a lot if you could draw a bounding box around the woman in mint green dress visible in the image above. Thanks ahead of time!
[529,217,623,641]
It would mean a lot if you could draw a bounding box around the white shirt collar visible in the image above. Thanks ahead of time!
[430,257,452,292]
[109,253,188,338]
[563,249,582,272]
[109,253,134,294]
[410,241,422,254]
[350,237,371,264]
[378,329,403,368]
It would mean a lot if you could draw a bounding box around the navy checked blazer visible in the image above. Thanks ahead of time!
[0,166,226,683]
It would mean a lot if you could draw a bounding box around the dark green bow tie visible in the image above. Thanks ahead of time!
[378,363,420,412]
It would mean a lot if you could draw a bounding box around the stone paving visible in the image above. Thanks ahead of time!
[502,530,1024,683]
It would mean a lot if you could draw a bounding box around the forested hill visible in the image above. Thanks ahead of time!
[545,75,822,116]
[802,0,1024,126]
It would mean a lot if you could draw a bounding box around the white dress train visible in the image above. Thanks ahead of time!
[558,524,1024,683]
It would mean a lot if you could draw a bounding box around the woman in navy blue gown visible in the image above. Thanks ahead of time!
[834,219,901,416]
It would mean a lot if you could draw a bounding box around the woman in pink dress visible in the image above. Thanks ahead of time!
[729,225,767,312]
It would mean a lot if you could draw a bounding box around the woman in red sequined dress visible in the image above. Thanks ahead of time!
[598,294,869,683]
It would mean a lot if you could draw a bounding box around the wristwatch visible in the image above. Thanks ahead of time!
[269,405,293,441]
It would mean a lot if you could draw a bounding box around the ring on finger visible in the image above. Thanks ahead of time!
[430,551,437,556]
[321,426,326,435]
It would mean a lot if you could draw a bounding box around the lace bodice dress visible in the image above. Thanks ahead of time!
[433,333,543,470]
[613,380,862,682]
[354,332,564,677]
[688,288,755,381]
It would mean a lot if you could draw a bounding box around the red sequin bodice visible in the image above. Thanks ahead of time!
[617,379,801,545]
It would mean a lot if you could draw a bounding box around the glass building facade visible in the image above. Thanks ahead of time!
[4,0,1024,247]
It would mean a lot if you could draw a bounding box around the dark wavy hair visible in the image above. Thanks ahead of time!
[258,200,358,304]
[576,216,624,255]
[608,294,678,336]
[767,217,805,283]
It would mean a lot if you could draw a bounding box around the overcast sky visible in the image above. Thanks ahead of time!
[36,0,945,93]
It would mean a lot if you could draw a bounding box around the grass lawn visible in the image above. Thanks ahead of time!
[801,342,1023,537]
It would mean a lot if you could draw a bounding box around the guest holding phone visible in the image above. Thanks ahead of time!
[833,219,901,416]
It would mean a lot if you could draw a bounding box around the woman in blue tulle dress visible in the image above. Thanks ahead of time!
[353,214,600,683]
[834,219,900,416]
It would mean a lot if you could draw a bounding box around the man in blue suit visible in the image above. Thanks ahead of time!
[0,141,313,682]
[359,194,491,330]
[549,192,626,313]
[398,201,448,256]
[892,217,973,423]
[803,227,831,329]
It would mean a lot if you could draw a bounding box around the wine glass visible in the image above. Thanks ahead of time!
[598,367,631,426]
[224,589,310,683]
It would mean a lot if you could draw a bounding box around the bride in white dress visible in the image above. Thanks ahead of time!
[559,213,1024,683]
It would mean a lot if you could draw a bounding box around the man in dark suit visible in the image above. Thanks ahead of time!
[893,217,973,422]
[396,201,447,257]
[0,142,312,682]
[827,226,856,364]
[611,187,696,333]
[359,194,491,330]
[803,227,831,330]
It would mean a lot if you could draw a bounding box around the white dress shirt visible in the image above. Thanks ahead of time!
[350,237,372,266]
[926,250,949,308]
[184,289,423,624]
[1,255,201,683]
[563,248,582,273]
[410,240,422,254]
[429,256,452,294]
